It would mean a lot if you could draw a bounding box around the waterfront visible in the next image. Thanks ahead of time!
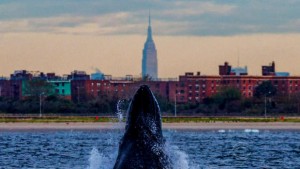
[1,127,300,168]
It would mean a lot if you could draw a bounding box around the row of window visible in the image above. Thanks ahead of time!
[185,79,300,85]
[55,89,65,94]
[54,82,67,87]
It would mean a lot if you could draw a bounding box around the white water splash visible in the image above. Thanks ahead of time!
[86,147,118,169]
[86,147,102,169]
[166,143,191,169]
[112,100,126,130]
[86,142,193,169]
[172,148,190,169]
[244,129,260,133]
[218,129,226,133]
[116,100,125,123]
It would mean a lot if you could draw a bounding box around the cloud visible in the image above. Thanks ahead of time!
[0,12,137,35]
[279,19,300,32]
[162,1,236,17]
[0,1,236,36]
[0,0,300,36]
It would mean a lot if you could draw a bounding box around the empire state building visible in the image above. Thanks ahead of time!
[142,14,158,79]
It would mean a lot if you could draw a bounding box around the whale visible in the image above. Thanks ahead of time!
[113,85,172,169]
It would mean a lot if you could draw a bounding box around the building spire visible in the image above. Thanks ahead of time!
[147,10,152,41]
[149,9,151,26]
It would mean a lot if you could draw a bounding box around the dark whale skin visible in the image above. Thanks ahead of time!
[113,85,172,169]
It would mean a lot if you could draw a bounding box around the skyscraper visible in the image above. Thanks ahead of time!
[142,13,158,79]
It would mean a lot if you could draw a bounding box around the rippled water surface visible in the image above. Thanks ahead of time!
[1,129,300,169]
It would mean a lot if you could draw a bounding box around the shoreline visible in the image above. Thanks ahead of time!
[1,122,300,131]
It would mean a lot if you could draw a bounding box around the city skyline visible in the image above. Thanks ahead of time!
[1,1,300,77]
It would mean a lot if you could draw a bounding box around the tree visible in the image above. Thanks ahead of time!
[154,94,173,113]
[254,81,277,98]
[23,79,55,98]
[87,91,120,114]
[43,95,75,114]
[213,87,241,102]
[212,87,241,111]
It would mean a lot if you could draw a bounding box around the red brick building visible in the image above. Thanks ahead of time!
[70,79,177,103]
[175,73,300,103]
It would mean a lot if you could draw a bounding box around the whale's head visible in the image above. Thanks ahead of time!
[114,85,172,169]
[125,85,163,142]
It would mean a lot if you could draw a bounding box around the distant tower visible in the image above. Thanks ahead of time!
[142,12,158,79]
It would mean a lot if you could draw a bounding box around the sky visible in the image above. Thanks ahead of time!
[1,0,300,78]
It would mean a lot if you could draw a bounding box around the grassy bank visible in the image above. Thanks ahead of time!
[0,116,117,123]
[162,117,300,123]
[1,116,300,123]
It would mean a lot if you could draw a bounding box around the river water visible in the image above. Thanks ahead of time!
[0,128,300,169]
